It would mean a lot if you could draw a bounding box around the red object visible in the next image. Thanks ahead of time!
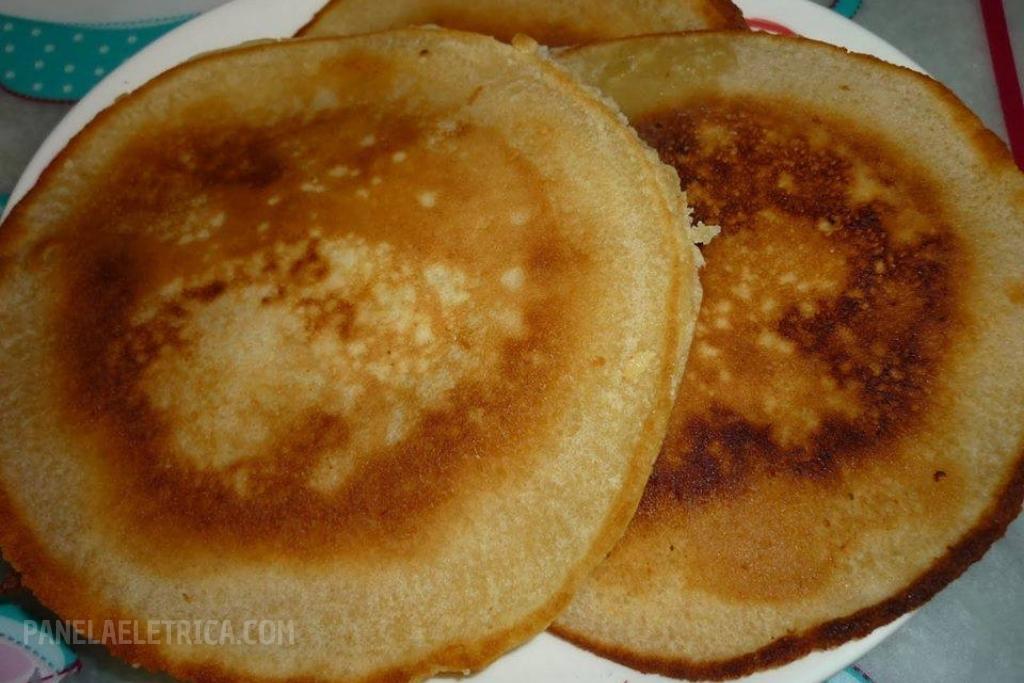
[980,0,1024,169]
[745,18,797,36]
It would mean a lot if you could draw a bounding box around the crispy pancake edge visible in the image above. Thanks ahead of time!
[701,0,747,30]
[294,0,747,41]
[551,454,1024,680]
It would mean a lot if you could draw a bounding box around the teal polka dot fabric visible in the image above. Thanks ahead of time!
[0,12,193,102]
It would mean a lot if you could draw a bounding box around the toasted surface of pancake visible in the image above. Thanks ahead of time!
[0,30,701,682]
[555,32,1024,678]
[298,0,745,45]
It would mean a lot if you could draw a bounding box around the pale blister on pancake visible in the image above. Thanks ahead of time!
[297,0,746,45]
[554,32,1024,679]
[0,30,702,683]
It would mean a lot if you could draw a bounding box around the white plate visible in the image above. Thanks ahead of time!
[2,1,923,681]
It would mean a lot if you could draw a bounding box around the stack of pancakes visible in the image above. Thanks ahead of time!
[0,1,1021,682]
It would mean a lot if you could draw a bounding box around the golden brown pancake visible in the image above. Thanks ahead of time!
[298,0,746,45]
[0,30,702,682]
[554,32,1024,679]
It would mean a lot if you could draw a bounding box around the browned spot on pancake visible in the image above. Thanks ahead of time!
[296,296,355,336]
[653,408,770,503]
[187,126,284,189]
[633,97,967,601]
[288,241,330,284]
[51,101,595,568]
[184,279,226,302]
[1007,280,1024,305]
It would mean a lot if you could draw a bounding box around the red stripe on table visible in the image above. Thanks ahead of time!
[980,0,1024,169]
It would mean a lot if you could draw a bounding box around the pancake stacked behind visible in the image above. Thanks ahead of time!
[298,0,746,44]
[0,29,701,683]
[555,32,1024,678]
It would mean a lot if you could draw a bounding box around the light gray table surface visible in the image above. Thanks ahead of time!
[0,1,1022,682]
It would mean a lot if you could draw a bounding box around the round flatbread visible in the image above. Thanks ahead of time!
[555,32,1024,679]
[298,0,746,45]
[0,30,701,682]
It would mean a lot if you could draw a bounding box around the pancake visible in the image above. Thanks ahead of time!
[298,0,746,45]
[554,32,1024,678]
[0,30,702,682]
